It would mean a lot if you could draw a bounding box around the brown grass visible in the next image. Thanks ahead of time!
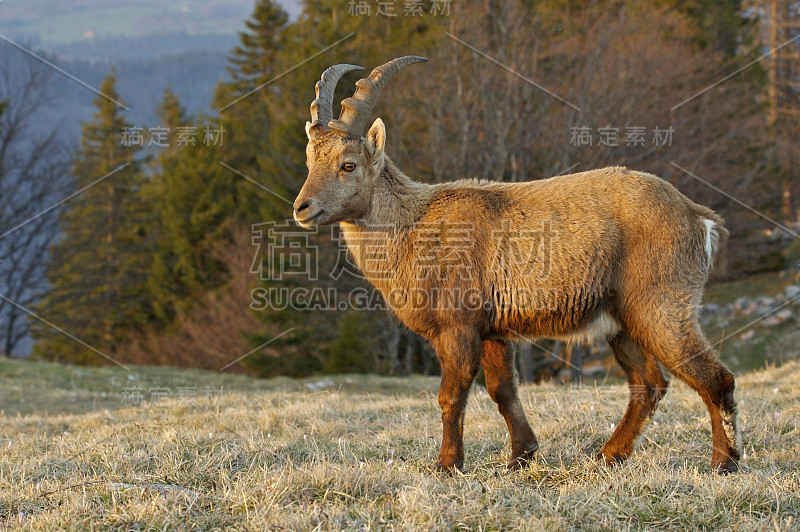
[0,358,797,530]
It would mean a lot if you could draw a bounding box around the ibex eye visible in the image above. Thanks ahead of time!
[341,163,356,172]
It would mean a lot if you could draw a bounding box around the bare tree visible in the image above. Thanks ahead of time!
[385,1,769,377]
[397,2,767,271]
[0,44,71,356]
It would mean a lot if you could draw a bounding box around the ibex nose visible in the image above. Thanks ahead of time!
[294,199,310,215]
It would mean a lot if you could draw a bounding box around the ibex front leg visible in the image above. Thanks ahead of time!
[431,328,481,472]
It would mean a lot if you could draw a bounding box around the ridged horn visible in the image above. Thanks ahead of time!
[328,56,428,138]
[309,64,364,130]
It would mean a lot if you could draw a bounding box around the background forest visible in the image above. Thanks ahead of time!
[1,0,798,379]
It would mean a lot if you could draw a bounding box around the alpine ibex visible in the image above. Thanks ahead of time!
[293,56,740,474]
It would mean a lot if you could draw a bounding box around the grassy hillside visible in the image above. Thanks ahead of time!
[1,358,797,530]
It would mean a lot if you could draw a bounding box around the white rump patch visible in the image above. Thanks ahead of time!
[556,311,622,344]
[703,219,718,267]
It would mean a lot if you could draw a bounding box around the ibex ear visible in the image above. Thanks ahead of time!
[305,121,313,140]
[366,117,386,170]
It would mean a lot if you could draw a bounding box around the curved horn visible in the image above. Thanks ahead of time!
[309,64,364,130]
[329,55,428,138]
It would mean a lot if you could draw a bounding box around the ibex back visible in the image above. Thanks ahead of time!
[293,56,740,474]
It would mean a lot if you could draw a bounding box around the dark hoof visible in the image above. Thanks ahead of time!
[507,442,539,470]
[595,450,627,466]
[432,460,464,474]
[714,458,739,475]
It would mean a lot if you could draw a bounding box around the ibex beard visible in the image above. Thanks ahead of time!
[293,56,741,475]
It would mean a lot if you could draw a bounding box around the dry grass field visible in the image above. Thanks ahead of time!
[0,358,798,530]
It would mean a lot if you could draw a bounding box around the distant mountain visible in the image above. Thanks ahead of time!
[0,0,302,49]
[60,51,232,139]
[56,32,242,62]
[0,43,231,148]
[0,0,305,134]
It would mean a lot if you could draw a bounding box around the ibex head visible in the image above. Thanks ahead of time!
[293,56,427,228]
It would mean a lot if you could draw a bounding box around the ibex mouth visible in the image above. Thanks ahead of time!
[295,209,324,228]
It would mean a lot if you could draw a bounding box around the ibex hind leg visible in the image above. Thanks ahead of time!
[481,340,538,469]
[597,332,669,465]
[630,318,740,474]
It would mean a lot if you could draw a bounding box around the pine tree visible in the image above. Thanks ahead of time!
[236,0,448,376]
[132,1,299,357]
[146,88,197,321]
[144,85,256,326]
[33,71,151,364]
[227,0,289,98]
[154,87,186,160]
[221,0,323,373]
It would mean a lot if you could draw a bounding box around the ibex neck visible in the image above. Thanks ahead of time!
[362,156,430,228]
[338,156,428,296]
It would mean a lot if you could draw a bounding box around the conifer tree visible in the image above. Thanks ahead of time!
[227,0,289,98]
[146,87,193,321]
[237,0,446,376]
[216,0,294,223]
[33,71,151,364]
